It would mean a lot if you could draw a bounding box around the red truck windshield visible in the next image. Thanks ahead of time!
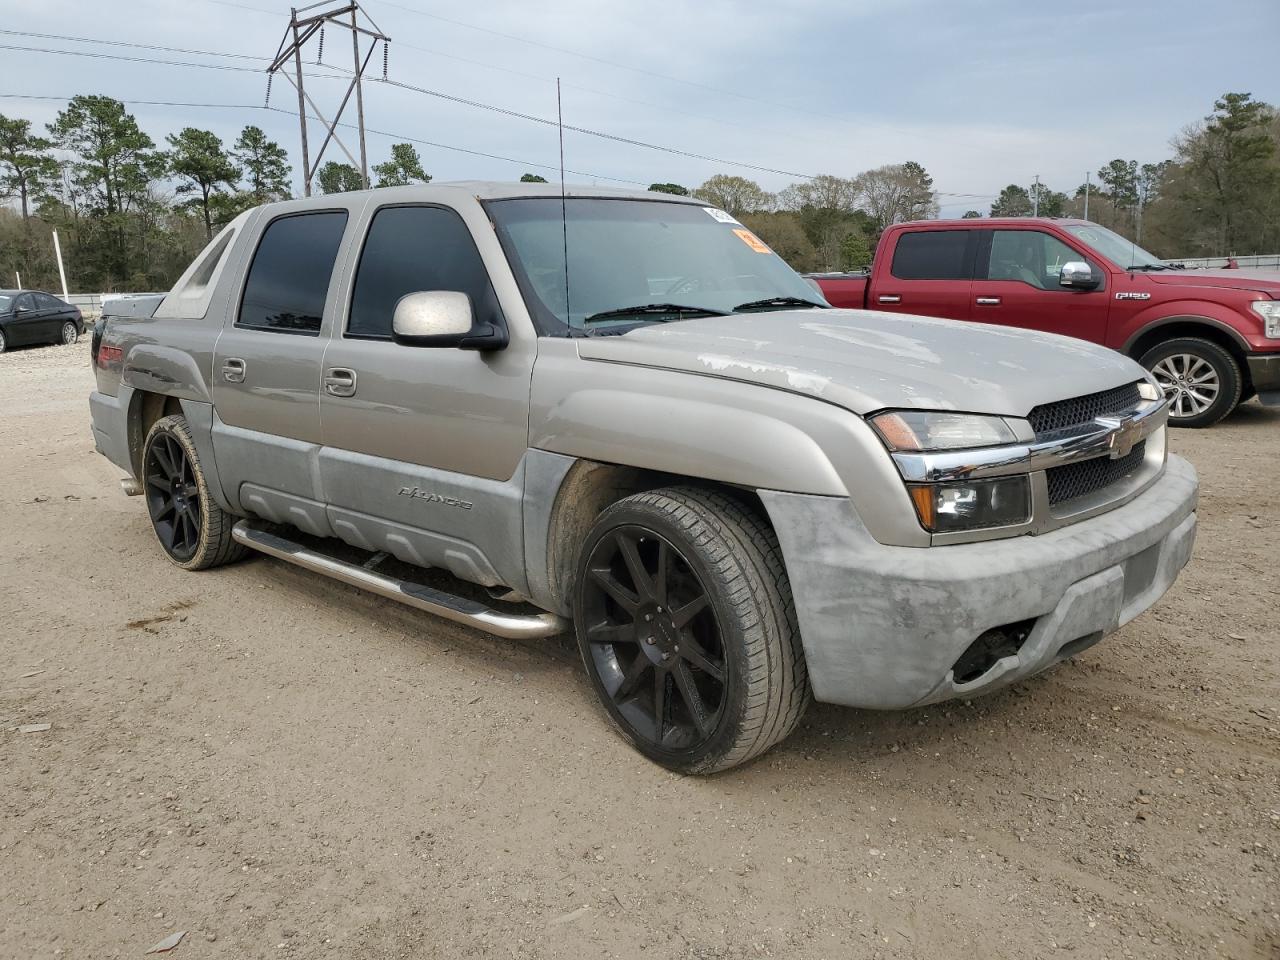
[1064,223,1164,270]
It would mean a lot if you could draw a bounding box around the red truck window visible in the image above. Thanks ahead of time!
[988,231,1082,290]
[891,231,971,280]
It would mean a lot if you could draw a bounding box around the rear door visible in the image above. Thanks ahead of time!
[316,201,535,587]
[211,207,353,533]
[971,228,1109,342]
[869,229,977,320]
[35,293,72,339]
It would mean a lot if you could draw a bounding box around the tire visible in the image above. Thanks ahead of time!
[141,414,246,570]
[1140,337,1242,428]
[60,321,78,346]
[0,328,6,353]
[573,486,810,774]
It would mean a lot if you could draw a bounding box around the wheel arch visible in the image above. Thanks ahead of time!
[530,455,771,616]
[126,390,184,478]
[1124,315,1251,373]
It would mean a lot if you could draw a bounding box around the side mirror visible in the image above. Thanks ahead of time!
[1059,261,1100,290]
[391,290,507,350]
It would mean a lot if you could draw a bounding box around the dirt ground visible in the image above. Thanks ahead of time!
[1,340,1277,960]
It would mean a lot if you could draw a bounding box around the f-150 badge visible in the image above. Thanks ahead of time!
[1115,292,1151,300]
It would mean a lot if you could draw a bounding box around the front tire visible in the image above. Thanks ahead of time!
[1140,337,1242,428]
[142,414,245,570]
[573,487,810,774]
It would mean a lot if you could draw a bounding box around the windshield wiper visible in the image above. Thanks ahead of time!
[732,296,828,312]
[582,303,728,324]
[1125,263,1167,271]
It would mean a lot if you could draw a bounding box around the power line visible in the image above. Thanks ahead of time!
[0,28,268,62]
[376,78,816,179]
[0,92,644,185]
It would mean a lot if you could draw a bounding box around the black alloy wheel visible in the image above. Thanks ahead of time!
[579,525,727,752]
[144,430,204,563]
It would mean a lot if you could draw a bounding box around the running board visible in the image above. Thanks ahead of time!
[230,520,567,640]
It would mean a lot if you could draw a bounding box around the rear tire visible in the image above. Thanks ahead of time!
[142,414,246,570]
[0,328,6,353]
[61,321,78,346]
[1140,337,1242,428]
[573,487,810,774]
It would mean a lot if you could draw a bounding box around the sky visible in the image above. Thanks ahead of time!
[1,0,1277,217]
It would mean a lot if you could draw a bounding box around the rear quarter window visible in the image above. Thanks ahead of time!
[237,210,349,335]
[890,231,971,280]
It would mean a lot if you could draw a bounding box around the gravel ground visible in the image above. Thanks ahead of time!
[1,340,1277,960]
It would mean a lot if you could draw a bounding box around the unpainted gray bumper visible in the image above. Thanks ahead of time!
[1247,353,1280,405]
[759,455,1198,710]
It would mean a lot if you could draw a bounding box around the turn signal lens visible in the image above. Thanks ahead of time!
[906,477,1031,534]
[871,410,1017,452]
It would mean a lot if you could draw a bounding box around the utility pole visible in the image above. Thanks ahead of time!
[1083,172,1090,221]
[52,230,69,300]
[268,2,389,197]
[1032,174,1041,218]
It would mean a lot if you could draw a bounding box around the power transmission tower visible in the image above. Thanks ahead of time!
[267,2,390,196]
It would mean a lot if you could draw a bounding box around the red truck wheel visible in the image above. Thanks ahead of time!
[1141,338,1243,428]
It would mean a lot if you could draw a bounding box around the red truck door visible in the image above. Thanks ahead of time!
[971,228,1109,342]
[869,229,977,321]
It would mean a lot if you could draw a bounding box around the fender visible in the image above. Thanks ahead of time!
[1119,301,1252,355]
[122,343,213,403]
[528,341,931,549]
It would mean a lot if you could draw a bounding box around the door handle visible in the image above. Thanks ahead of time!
[975,297,1002,306]
[324,367,357,398]
[222,358,246,383]
[877,295,901,304]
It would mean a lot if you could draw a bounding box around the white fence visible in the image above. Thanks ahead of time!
[65,292,164,320]
[1162,254,1280,271]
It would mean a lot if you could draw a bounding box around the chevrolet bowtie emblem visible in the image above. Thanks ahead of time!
[1095,416,1142,459]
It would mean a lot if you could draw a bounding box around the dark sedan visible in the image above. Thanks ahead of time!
[0,290,85,353]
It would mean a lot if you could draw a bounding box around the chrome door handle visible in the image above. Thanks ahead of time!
[877,295,902,304]
[324,367,357,398]
[975,297,1002,305]
[222,358,246,383]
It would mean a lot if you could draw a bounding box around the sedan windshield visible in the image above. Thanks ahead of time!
[487,198,826,332]
[1064,223,1164,270]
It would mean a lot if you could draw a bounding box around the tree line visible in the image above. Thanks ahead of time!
[2,90,1275,292]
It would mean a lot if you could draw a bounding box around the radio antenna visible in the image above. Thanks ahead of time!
[557,78,570,327]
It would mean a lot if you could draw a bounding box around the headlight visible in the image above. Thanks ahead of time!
[870,410,1017,451]
[1251,300,1280,339]
[907,477,1031,533]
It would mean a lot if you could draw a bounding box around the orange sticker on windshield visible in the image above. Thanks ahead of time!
[732,228,771,254]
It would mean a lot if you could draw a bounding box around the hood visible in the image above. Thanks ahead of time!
[1145,269,1280,295]
[576,309,1148,417]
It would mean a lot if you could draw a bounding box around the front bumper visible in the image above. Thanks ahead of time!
[1247,353,1280,405]
[759,454,1198,709]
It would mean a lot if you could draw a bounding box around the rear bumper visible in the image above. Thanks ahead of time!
[89,389,133,474]
[1247,353,1280,405]
[760,455,1198,710]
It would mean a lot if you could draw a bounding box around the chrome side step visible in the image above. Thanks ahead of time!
[230,520,567,640]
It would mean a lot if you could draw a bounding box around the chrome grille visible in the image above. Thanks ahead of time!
[1046,441,1146,505]
[1028,382,1142,437]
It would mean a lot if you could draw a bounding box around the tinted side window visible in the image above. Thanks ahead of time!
[238,211,348,335]
[347,205,501,339]
[890,231,971,280]
[35,293,63,310]
[15,293,35,311]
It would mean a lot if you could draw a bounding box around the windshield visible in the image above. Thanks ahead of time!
[1064,223,1164,269]
[487,198,825,332]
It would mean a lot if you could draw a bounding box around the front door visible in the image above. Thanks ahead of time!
[9,293,44,344]
[317,203,535,588]
[870,229,976,321]
[211,207,352,532]
[971,228,1109,342]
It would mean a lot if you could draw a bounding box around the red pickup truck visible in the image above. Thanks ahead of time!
[811,218,1280,427]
